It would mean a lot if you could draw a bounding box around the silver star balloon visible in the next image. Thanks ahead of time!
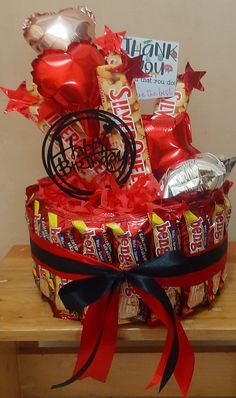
[160,153,236,198]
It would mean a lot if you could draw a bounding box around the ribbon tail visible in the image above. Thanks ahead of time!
[174,317,195,397]
[137,286,194,397]
[52,287,120,389]
[52,291,111,388]
[146,325,173,389]
[134,287,177,392]
[72,293,110,381]
[78,286,120,381]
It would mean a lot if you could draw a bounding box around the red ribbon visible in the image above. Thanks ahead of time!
[30,231,227,396]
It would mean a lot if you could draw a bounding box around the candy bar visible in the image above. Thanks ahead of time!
[223,193,232,231]
[33,200,49,240]
[48,212,63,246]
[181,201,211,314]
[107,217,150,267]
[32,200,55,299]
[97,64,151,184]
[107,217,150,322]
[118,283,148,322]
[220,192,232,288]
[47,211,82,318]
[149,210,181,256]
[53,275,81,320]
[185,284,208,310]
[62,229,80,253]
[148,207,182,324]
[38,266,54,300]
[207,201,225,299]
[182,209,208,254]
[153,80,189,117]
[73,220,114,263]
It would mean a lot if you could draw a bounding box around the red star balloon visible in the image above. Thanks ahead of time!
[0,81,38,118]
[113,51,149,86]
[143,111,200,180]
[178,62,206,95]
[94,25,126,55]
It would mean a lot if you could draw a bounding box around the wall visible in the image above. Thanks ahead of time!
[0,0,236,259]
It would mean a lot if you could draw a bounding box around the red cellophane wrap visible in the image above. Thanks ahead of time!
[33,172,161,215]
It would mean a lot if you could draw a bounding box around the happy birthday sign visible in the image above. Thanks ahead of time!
[122,36,179,99]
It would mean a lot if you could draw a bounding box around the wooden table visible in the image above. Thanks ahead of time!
[0,244,236,398]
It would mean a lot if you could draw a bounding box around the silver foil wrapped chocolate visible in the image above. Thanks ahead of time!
[160,153,235,199]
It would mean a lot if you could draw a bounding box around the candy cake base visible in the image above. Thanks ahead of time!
[26,178,231,324]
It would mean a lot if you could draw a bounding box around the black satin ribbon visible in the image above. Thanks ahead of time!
[30,237,228,279]
[30,237,227,390]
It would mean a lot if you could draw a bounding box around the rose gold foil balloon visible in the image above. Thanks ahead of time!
[23,6,96,53]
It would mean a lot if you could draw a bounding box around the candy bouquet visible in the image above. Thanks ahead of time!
[1,5,235,396]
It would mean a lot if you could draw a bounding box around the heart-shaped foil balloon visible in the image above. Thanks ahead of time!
[32,42,104,112]
[143,111,199,180]
[23,6,96,53]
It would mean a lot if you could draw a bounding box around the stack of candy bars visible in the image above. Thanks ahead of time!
[1,6,235,324]
[25,176,231,324]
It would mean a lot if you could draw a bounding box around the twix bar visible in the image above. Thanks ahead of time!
[96,64,151,184]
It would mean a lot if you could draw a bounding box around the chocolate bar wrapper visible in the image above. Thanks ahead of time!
[219,193,232,289]
[207,201,225,302]
[107,217,150,322]
[72,219,114,263]
[53,276,81,320]
[153,80,189,118]
[38,267,55,300]
[96,64,151,185]
[32,200,55,300]
[47,212,81,319]
[118,283,148,323]
[181,201,212,315]
[148,208,182,324]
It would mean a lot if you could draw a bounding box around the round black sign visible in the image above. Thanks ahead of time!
[42,109,136,200]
